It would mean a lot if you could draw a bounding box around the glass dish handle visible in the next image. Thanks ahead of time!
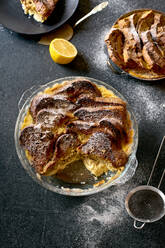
[134,220,145,229]
[18,85,42,111]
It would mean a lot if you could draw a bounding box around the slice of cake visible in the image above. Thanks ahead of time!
[20,0,59,23]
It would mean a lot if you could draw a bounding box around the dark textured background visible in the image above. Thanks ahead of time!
[0,0,165,247]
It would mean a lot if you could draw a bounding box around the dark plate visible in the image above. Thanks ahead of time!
[0,0,79,35]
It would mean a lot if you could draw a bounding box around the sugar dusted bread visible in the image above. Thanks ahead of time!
[105,9,165,79]
[20,79,133,177]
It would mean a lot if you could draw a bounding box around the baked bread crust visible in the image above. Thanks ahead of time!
[19,125,55,173]
[79,132,128,168]
[105,9,165,79]
[20,0,59,22]
[20,79,133,177]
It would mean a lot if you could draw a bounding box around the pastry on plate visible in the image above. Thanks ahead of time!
[19,79,133,178]
[20,0,59,23]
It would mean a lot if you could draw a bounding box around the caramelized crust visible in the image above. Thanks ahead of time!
[79,132,128,168]
[118,14,145,68]
[36,109,68,131]
[30,94,75,120]
[105,28,125,69]
[105,9,165,78]
[42,133,80,176]
[150,14,165,52]
[137,10,155,43]
[20,79,132,177]
[53,79,102,101]
[142,41,165,73]
[76,96,126,108]
[19,125,55,173]
[67,119,123,142]
[74,106,126,126]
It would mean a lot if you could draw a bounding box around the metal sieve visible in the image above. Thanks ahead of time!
[125,136,165,229]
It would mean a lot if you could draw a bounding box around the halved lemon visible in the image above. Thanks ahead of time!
[49,38,77,64]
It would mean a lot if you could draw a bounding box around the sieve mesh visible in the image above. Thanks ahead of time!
[128,189,164,221]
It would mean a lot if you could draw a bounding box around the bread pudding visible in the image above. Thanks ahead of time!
[19,79,133,178]
[105,9,165,79]
[20,0,59,22]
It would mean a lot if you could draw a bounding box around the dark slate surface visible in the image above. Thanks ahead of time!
[0,0,165,247]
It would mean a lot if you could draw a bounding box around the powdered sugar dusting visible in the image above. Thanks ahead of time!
[78,188,125,225]
[131,85,165,123]
[75,186,127,246]
[91,28,108,71]
[110,0,131,14]
[74,167,147,246]
[0,25,4,32]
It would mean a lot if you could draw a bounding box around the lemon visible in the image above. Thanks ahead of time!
[49,38,77,64]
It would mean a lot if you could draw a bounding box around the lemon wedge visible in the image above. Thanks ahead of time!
[49,38,77,64]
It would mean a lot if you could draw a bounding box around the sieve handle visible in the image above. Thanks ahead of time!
[134,220,145,229]
[147,136,165,186]
[158,169,165,189]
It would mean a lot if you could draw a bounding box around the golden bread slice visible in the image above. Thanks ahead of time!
[118,14,147,69]
[79,132,127,177]
[137,10,155,43]
[105,28,125,69]
[142,41,165,73]
[42,133,81,176]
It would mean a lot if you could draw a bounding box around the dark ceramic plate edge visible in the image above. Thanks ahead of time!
[0,0,79,35]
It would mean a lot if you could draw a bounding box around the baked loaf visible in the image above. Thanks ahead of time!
[105,10,165,79]
[20,0,59,22]
[20,79,133,177]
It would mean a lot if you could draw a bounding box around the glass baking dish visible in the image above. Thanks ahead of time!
[106,9,165,81]
[14,76,138,196]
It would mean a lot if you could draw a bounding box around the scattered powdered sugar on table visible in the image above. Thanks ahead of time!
[91,27,108,71]
[93,47,108,71]
[128,84,165,123]
[0,25,4,32]
[111,0,131,12]
[162,103,165,108]
[75,186,126,246]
